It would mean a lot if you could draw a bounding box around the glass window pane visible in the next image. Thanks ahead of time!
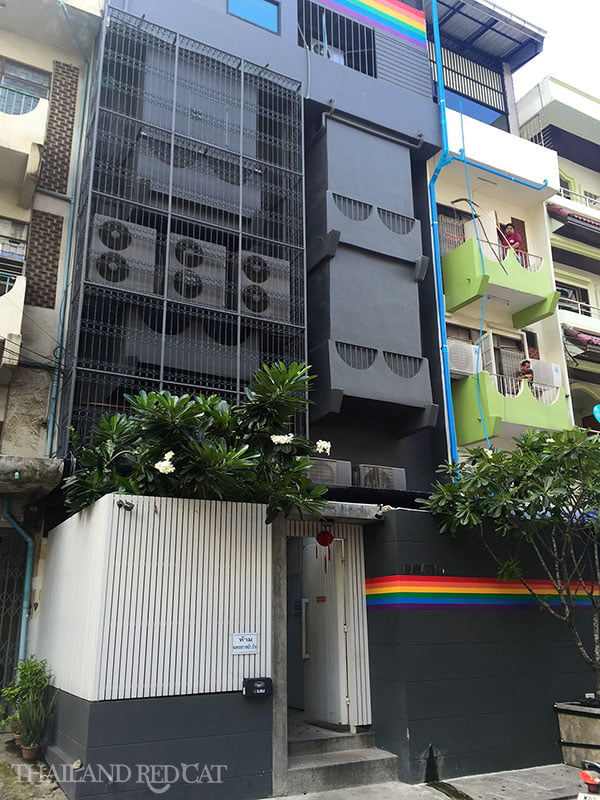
[228,0,279,32]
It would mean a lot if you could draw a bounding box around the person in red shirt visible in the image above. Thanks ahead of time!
[501,223,523,263]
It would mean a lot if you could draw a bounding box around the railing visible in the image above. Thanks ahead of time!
[0,86,41,116]
[492,373,560,405]
[558,186,600,211]
[485,241,544,273]
[557,297,600,319]
[0,268,22,297]
[441,231,544,273]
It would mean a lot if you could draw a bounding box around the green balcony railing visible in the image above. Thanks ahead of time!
[0,86,41,116]
[452,371,571,447]
[442,237,559,329]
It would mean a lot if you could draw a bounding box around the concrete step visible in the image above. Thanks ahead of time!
[287,746,399,794]
[289,730,375,756]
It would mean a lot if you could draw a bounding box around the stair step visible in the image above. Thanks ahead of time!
[287,747,398,794]
[289,730,375,756]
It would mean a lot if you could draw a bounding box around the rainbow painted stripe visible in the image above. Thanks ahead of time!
[316,0,427,49]
[365,575,593,610]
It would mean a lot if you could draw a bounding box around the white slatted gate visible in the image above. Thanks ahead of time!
[33,495,271,701]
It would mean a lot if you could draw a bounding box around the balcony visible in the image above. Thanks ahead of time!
[440,110,559,205]
[0,270,25,384]
[557,187,600,214]
[0,89,48,207]
[442,237,559,328]
[452,371,570,447]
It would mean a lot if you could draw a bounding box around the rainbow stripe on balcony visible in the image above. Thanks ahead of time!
[316,0,427,48]
[365,575,593,610]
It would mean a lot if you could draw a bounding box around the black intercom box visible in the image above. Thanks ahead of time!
[242,677,273,698]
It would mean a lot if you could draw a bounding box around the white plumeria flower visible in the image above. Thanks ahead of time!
[270,433,294,445]
[154,460,175,474]
[315,440,331,455]
[546,437,555,444]
[164,451,174,460]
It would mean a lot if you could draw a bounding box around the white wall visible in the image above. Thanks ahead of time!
[32,496,272,701]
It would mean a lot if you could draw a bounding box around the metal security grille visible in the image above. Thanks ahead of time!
[428,42,506,113]
[60,8,306,446]
[298,0,376,78]
[0,533,26,689]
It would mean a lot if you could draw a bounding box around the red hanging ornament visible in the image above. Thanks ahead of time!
[316,530,334,547]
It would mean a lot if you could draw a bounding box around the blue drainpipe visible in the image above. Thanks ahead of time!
[45,0,90,457]
[428,0,549,464]
[2,500,34,663]
[428,0,459,463]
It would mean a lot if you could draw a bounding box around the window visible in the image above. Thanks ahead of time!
[298,0,376,78]
[584,190,600,210]
[556,281,591,316]
[0,57,50,115]
[0,217,27,297]
[559,171,576,200]
[228,0,279,32]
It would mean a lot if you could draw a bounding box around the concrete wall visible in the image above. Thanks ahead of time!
[364,508,591,782]
[47,689,273,800]
[0,21,90,458]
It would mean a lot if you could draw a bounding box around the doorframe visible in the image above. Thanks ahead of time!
[271,505,379,796]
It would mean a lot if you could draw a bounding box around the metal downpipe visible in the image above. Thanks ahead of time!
[2,499,34,664]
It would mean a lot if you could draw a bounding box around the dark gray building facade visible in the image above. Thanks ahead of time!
[47,2,589,799]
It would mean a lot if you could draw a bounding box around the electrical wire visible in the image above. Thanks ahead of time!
[459,108,491,448]
[0,284,76,358]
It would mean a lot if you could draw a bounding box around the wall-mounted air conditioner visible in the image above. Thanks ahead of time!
[88,215,157,294]
[448,340,479,377]
[167,236,227,309]
[529,358,562,387]
[136,136,262,219]
[354,464,407,491]
[121,307,261,382]
[238,251,291,322]
[311,40,345,65]
[308,458,352,487]
[142,47,258,155]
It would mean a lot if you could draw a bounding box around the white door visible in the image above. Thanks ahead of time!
[480,330,496,376]
[302,538,349,726]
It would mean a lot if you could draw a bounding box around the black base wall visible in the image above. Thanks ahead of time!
[47,690,272,800]
[364,508,591,783]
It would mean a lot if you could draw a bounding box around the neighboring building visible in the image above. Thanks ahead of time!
[0,0,101,687]
[430,45,573,451]
[519,77,600,430]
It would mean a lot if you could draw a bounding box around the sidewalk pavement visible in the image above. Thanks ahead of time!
[276,764,582,800]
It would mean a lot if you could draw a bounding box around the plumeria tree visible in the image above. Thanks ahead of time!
[420,427,600,698]
[63,362,329,523]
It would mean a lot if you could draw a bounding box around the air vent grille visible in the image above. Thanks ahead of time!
[377,208,415,235]
[383,352,421,378]
[355,464,406,491]
[332,193,372,221]
[335,341,377,370]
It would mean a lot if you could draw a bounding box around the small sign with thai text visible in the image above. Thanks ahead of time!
[232,633,258,654]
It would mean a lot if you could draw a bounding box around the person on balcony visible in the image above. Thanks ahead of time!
[500,223,523,264]
[516,359,534,391]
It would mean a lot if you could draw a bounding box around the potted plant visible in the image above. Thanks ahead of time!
[420,428,600,765]
[1,656,53,753]
[18,690,56,761]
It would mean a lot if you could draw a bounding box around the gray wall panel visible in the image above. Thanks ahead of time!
[46,690,272,800]
[364,508,591,783]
